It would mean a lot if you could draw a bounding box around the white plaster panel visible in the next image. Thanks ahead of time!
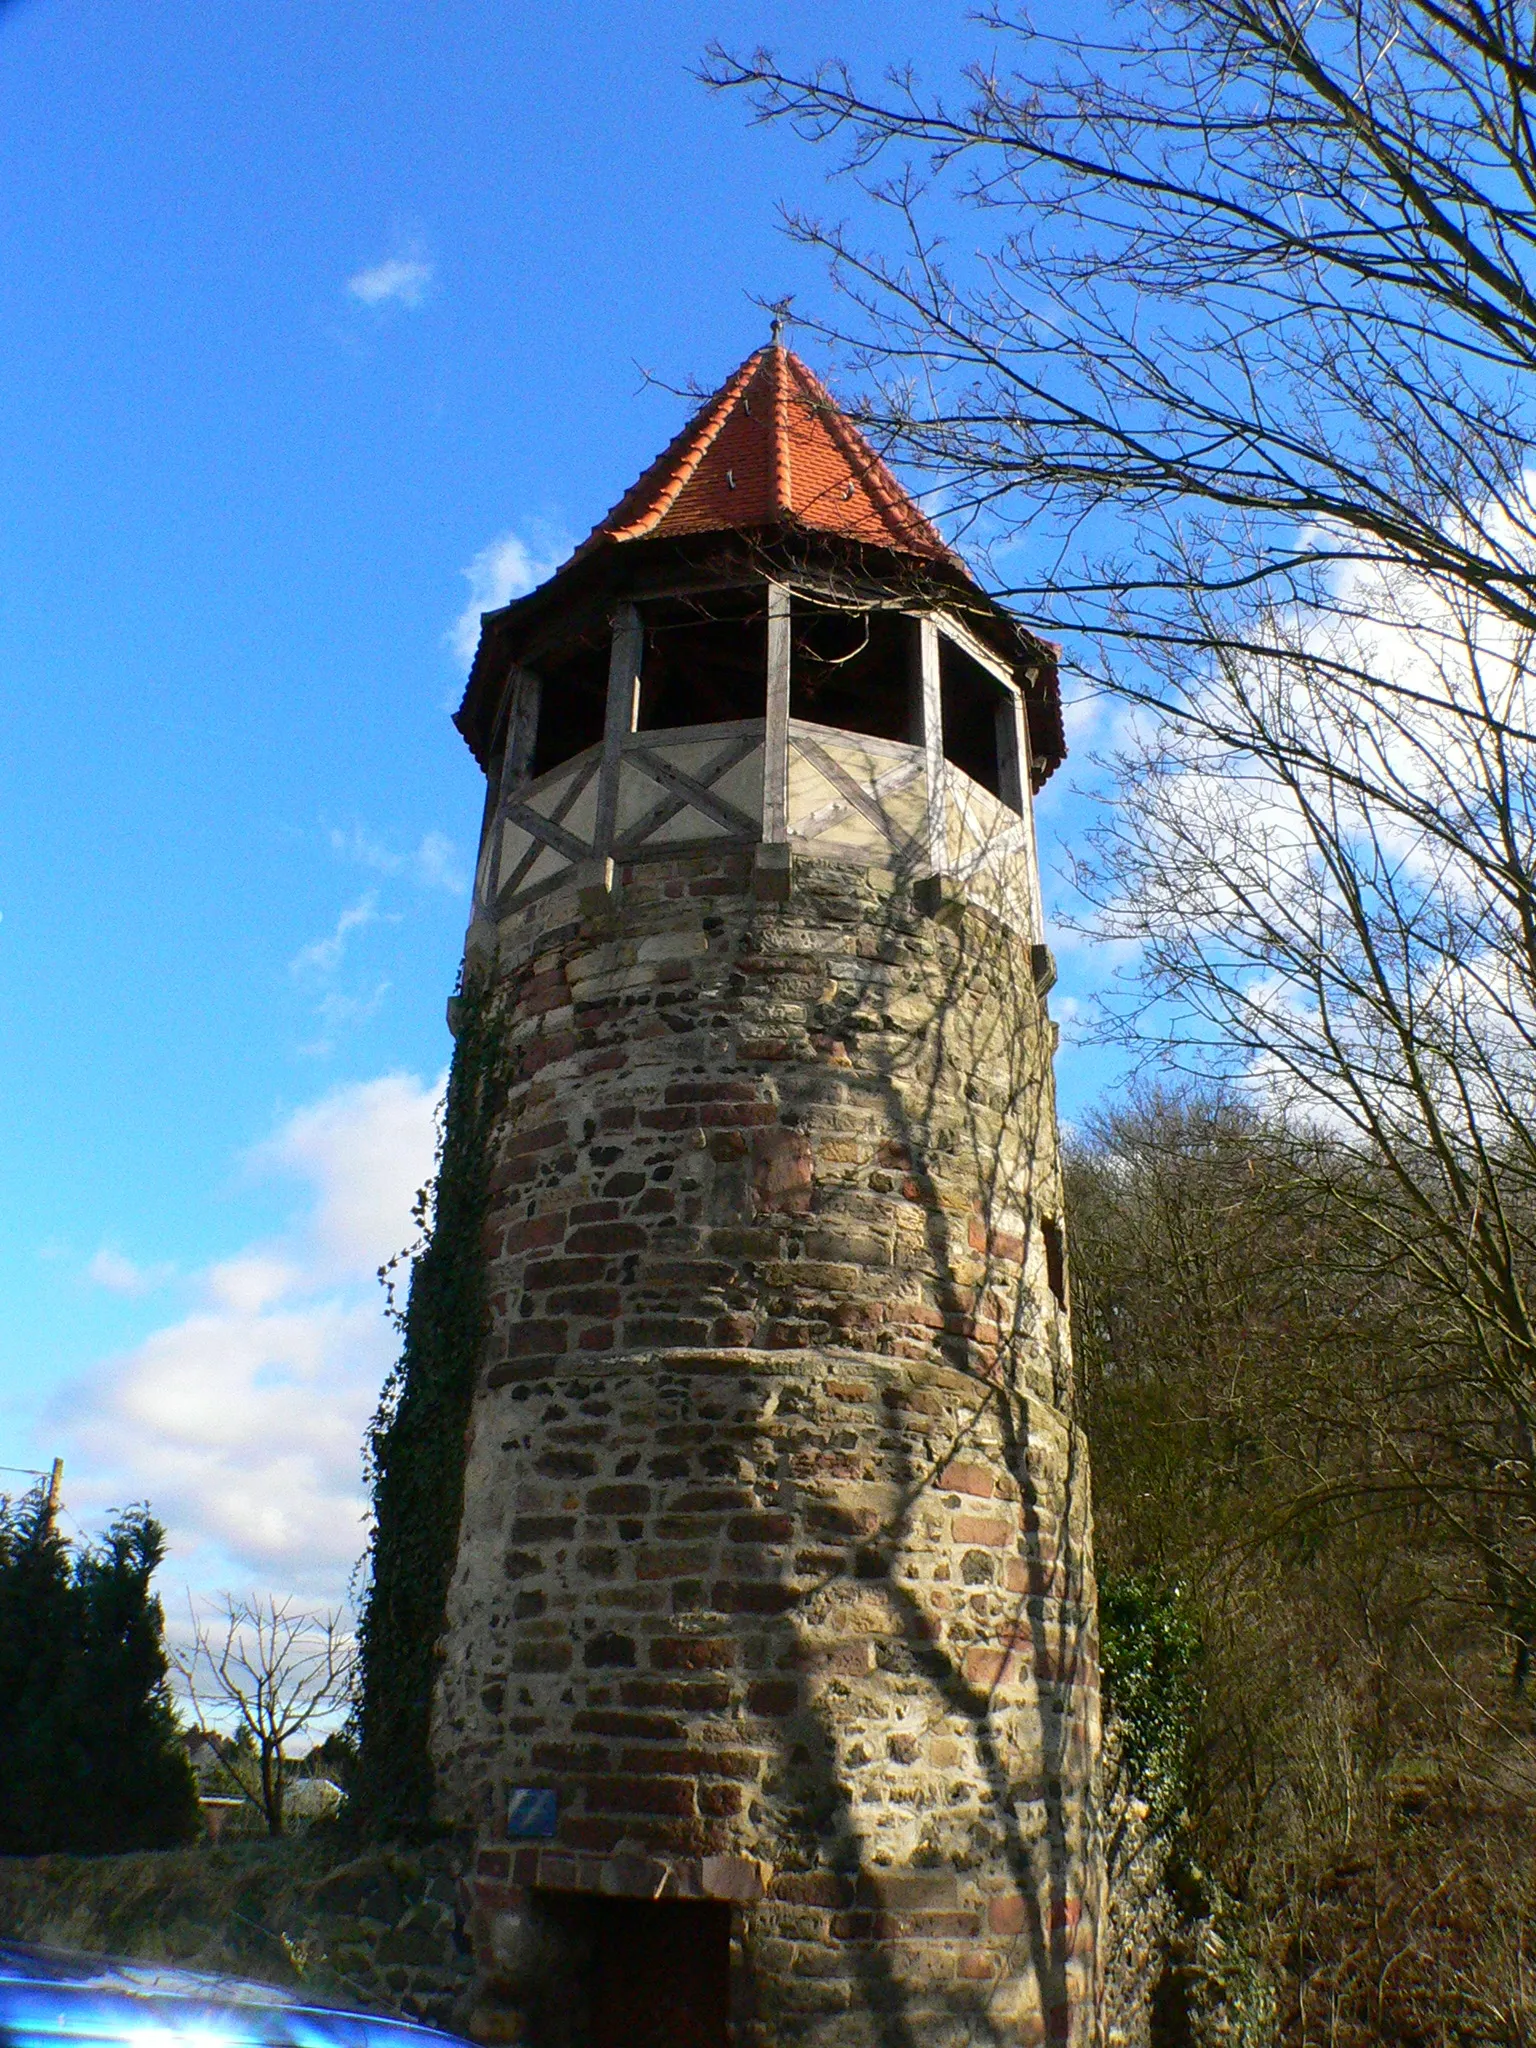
[786,748,842,829]
[497,821,534,894]
[642,737,734,781]
[646,804,729,844]
[561,774,600,848]
[709,746,765,822]
[520,844,571,891]
[613,762,662,836]
[521,767,580,821]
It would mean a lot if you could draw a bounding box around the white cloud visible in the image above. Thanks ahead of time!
[347,250,433,309]
[62,1073,444,1603]
[205,1254,302,1315]
[87,1248,175,1296]
[290,894,382,980]
[304,981,391,1045]
[290,895,406,1055]
[414,830,463,893]
[249,1073,440,1279]
[449,528,569,667]
[329,824,466,895]
[327,824,397,873]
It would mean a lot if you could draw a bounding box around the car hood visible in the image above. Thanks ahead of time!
[0,1944,465,2048]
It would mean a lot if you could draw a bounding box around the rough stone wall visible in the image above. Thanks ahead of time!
[435,846,1099,2047]
[1095,1721,1176,2048]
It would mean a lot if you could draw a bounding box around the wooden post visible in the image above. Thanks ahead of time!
[755,582,793,901]
[501,667,542,794]
[471,669,541,922]
[996,684,1028,818]
[43,1459,62,1536]
[996,678,1045,940]
[763,583,791,846]
[1019,742,1048,950]
[592,606,643,893]
[917,614,947,878]
[476,742,505,886]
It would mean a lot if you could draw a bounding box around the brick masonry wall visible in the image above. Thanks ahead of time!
[434,848,1101,2048]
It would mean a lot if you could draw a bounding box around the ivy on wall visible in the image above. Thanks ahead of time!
[1098,1571,1204,1833]
[353,970,513,1837]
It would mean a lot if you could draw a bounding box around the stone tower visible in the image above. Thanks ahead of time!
[435,342,1099,2048]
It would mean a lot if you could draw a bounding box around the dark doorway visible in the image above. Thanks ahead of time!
[535,1892,732,2048]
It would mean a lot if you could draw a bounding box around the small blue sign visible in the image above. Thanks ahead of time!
[507,1787,559,1839]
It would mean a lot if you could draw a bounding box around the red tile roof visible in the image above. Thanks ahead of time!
[575,344,958,566]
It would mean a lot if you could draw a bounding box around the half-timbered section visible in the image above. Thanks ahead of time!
[457,342,1062,951]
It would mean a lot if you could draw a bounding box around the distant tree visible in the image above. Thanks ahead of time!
[1069,1090,1536,2041]
[0,1488,199,1854]
[172,1597,354,1836]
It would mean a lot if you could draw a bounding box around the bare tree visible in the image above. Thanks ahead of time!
[173,1597,354,1836]
[707,0,1536,655]
[709,2,1536,1682]
[1077,580,1536,1672]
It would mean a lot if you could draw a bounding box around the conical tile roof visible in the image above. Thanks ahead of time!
[575,343,957,565]
[456,339,1066,784]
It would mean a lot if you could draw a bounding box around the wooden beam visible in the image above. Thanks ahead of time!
[470,668,541,917]
[613,730,764,855]
[502,667,542,794]
[996,680,1028,817]
[626,740,762,835]
[1015,723,1047,943]
[503,804,594,867]
[935,609,1019,692]
[475,750,505,913]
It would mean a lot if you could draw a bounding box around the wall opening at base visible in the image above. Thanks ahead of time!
[531,1892,732,2048]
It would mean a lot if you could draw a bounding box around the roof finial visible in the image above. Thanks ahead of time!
[768,298,793,347]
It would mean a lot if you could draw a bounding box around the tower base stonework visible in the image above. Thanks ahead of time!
[434,846,1099,2048]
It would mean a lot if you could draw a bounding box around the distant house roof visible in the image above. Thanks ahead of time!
[286,1778,344,1818]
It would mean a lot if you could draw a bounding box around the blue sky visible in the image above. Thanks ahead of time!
[0,0,1119,1612]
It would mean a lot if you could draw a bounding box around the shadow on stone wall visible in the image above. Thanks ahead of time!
[733,865,1097,2047]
